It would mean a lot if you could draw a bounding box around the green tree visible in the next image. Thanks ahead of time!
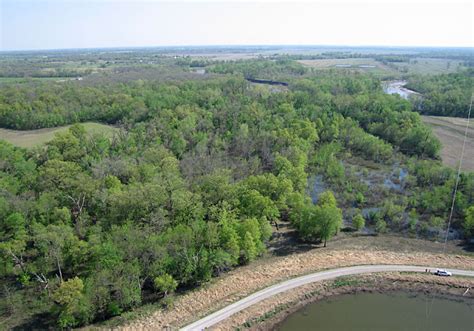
[352,214,365,231]
[218,216,240,265]
[317,191,343,247]
[238,218,265,254]
[46,130,86,162]
[0,213,28,277]
[154,273,178,297]
[463,206,474,239]
[375,219,387,234]
[53,277,91,328]
[298,191,342,247]
[298,205,320,241]
[238,188,280,224]
[33,224,80,282]
[317,204,343,247]
[241,232,257,263]
[408,209,419,234]
[318,191,337,208]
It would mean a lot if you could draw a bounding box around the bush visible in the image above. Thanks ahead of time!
[375,219,387,234]
[352,214,365,231]
[154,274,178,297]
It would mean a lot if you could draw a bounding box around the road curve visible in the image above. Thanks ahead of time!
[181,265,474,330]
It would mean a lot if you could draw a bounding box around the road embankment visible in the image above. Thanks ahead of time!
[114,236,474,331]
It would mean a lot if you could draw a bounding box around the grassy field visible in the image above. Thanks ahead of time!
[392,58,464,75]
[298,58,381,68]
[298,57,466,76]
[0,77,62,85]
[422,115,474,172]
[0,122,117,148]
[298,58,397,76]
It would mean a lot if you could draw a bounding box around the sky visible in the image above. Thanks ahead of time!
[1,0,473,51]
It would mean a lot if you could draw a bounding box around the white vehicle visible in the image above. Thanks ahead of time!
[434,269,452,276]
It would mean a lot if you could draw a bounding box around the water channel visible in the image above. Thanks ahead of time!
[383,81,419,100]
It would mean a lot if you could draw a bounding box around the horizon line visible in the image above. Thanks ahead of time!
[1,43,473,53]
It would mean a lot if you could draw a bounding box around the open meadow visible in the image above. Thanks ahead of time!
[0,122,117,148]
[393,57,464,75]
[297,58,395,76]
[298,57,467,77]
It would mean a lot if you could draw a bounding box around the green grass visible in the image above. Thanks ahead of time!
[0,122,118,148]
[0,77,61,84]
[298,58,398,77]
[298,57,466,77]
[298,58,381,68]
[392,58,464,75]
[332,277,362,288]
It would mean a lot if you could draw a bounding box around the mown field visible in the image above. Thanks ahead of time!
[393,58,464,75]
[298,57,465,77]
[0,122,117,148]
[422,115,474,172]
[298,58,381,68]
[297,58,395,76]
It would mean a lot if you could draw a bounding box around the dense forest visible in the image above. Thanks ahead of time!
[0,57,473,328]
[1,58,472,131]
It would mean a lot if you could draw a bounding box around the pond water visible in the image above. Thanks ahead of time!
[383,81,419,100]
[277,292,474,331]
[192,68,206,74]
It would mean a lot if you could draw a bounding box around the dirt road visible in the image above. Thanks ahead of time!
[111,237,473,331]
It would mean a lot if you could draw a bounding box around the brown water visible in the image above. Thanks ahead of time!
[277,292,474,331]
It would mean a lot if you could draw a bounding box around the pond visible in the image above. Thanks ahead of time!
[277,292,474,331]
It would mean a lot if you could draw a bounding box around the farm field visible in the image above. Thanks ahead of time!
[393,57,464,75]
[298,57,467,76]
[298,58,397,76]
[0,122,117,148]
[298,58,381,68]
[421,115,474,172]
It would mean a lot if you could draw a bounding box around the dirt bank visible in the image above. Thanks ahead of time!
[221,273,474,330]
[110,236,473,330]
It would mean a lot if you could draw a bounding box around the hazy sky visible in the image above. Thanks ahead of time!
[1,0,472,51]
